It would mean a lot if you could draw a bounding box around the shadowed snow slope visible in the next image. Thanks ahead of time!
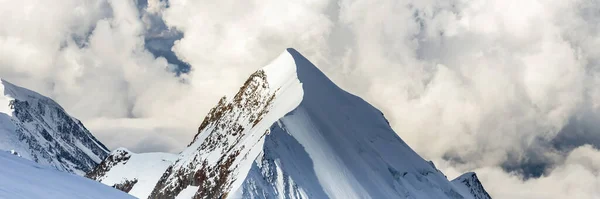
[0,79,109,175]
[0,151,134,199]
[97,48,491,199]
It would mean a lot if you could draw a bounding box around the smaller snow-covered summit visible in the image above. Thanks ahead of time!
[0,79,109,175]
[87,148,177,199]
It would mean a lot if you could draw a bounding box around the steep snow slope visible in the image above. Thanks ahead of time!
[87,148,177,198]
[0,151,134,199]
[147,48,491,199]
[0,79,109,175]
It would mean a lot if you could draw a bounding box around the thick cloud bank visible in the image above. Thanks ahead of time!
[1,0,600,197]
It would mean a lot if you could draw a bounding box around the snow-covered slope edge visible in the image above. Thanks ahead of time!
[0,151,134,199]
[0,79,109,175]
[147,48,491,199]
[86,148,177,199]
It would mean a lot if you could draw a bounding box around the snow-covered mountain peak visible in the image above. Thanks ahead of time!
[144,48,492,199]
[0,78,109,175]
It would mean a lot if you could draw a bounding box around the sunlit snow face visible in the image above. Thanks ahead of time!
[2,0,600,198]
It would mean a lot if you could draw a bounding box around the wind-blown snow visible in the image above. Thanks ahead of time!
[0,151,134,199]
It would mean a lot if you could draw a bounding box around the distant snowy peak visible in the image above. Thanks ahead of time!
[0,79,109,175]
[87,148,177,198]
[146,48,492,199]
[452,172,492,199]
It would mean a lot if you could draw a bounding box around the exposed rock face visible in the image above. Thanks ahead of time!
[0,79,109,175]
[150,70,276,199]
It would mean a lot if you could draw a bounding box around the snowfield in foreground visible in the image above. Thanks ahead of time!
[0,151,134,199]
